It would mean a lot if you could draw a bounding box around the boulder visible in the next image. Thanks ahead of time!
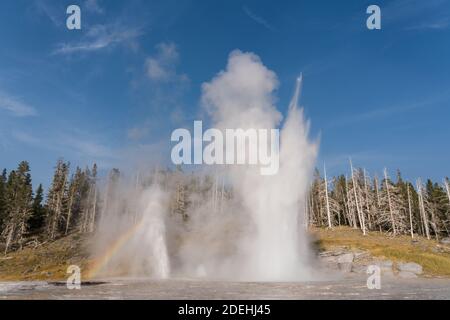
[351,264,369,274]
[440,237,450,245]
[376,260,394,276]
[337,253,354,264]
[337,253,354,273]
[397,262,423,275]
[338,262,353,273]
[353,250,371,262]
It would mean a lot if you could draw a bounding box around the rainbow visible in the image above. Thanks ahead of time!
[86,219,145,279]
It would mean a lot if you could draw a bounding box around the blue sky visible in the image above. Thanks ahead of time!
[0,0,449,188]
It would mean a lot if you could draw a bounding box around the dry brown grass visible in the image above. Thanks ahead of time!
[2,227,450,280]
[311,226,450,277]
[0,234,91,281]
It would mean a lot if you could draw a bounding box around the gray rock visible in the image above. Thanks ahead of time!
[366,260,394,276]
[338,262,353,273]
[353,250,371,261]
[336,253,354,273]
[440,237,450,245]
[318,253,340,270]
[398,271,418,279]
[337,253,354,264]
[397,262,423,275]
[378,260,393,267]
[351,264,368,274]
[377,260,393,270]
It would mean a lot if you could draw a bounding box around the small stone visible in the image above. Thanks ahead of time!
[440,238,450,245]
[397,262,423,275]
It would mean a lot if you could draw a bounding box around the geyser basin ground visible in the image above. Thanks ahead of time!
[2,276,450,299]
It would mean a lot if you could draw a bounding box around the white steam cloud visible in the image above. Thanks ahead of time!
[91,50,318,281]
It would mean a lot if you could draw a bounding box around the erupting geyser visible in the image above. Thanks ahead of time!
[91,50,318,281]
[200,51,318,280]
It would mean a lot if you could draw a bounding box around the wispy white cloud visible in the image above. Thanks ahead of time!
[12,131,41,145]
[382,0,450,31]
[85,0,104,14]
[34,0,64,27]
[11,128,118,169]
[62,135,116,161]
[405,17,450,30]
[145,42,189,83]
[127,126,149,141]
[328,91,450,129]
[389,0,447,18]
[0,92,37,117]
[243,6,274,31]
[53,24,143,55]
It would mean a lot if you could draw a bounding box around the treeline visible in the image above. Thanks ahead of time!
[1,158,449,254]
[0,159,98,253]
[308,163,450,240]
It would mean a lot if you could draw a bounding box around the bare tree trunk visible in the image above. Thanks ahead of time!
[65,193,74,235]
[345,175,357,228]
[51,173,67,240]
[350,159,366,235]
[417,179,430,240]
[430,206,439,241]
[324,164,332,229]
[384,168,396,236]
[81,187,93,233]
[444,179,450,205]
[309,184,316,226]
[4,224,14,254]
[374,176,381,208]
[363,169,372,230]
[407,185,414,239]
[342,176,349,226]
[89,186,97,232]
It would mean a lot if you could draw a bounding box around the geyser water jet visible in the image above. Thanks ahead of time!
[92,50,317,281]
[200,51,318,280]
[90,184,170,279]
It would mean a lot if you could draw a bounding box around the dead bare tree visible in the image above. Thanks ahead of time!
[350,159,366,235]
[407,184,414,239]
[417,179,431,240]
[324,163,332,229]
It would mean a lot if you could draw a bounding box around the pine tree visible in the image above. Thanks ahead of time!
[28,184,46,234]
[331,175,349,226]
[0,169,7,231]
[45,159,70,240]
[64,167,93,235]
[78,165,99,233]
[425,180,449,239]
[1,162,33,253]
[87,163,99,232]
